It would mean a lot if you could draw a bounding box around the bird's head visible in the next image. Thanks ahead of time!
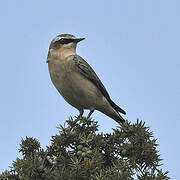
[48,34,85,59]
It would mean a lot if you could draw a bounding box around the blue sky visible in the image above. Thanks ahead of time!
[0,0,179,178]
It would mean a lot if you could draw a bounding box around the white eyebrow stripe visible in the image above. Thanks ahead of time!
[53,36,62,43]
[53,36,76,43]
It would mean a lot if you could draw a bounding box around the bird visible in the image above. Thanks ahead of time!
[47,34,126,124]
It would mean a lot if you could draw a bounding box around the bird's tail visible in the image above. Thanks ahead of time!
[108,100,126,123]
[109,99,126,115]
[113,112,126,124]
[98,105,126,124]
[97,97,126,124]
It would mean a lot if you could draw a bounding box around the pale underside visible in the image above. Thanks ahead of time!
[48,55,118,117]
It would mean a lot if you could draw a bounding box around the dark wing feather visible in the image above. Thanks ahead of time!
[73,55,126,115]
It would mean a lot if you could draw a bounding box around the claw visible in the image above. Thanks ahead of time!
[87,109,94,119]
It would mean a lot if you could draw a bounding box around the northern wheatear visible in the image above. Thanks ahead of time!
[47,34,126,123]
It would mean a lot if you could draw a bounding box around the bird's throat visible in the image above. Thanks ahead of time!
[49,48,76,61]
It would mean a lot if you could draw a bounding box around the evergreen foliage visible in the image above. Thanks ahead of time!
[0,117,169,179]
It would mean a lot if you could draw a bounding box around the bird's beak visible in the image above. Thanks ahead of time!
[74,38,85,43]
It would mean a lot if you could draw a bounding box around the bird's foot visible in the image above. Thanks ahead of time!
[87,109,94,119]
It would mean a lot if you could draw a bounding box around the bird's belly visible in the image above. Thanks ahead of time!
[51,70,102,110]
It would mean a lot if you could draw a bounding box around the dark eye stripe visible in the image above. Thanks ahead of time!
[59,38,74,44]
[51,38,74,49]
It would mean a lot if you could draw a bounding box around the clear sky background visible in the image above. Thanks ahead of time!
[0,0,179,178]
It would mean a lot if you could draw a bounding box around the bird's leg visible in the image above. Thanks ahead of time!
[87,108,94,119]
[79,109,84,117]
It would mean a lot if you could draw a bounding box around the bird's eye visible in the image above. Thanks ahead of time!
[59,38,72,44]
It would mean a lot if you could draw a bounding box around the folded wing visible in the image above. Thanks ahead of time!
[73,55,126,115]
